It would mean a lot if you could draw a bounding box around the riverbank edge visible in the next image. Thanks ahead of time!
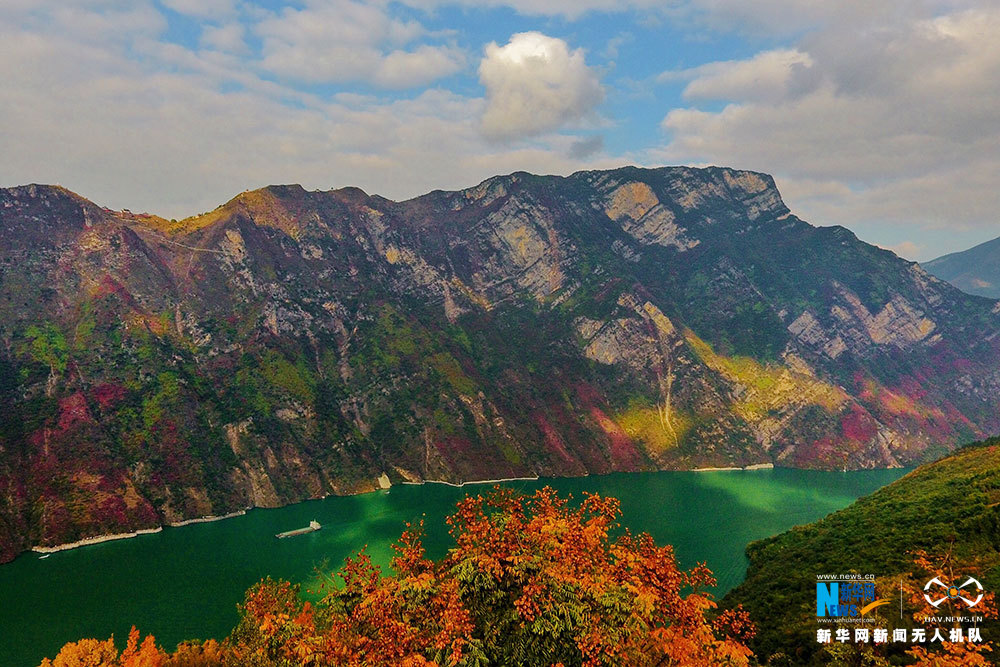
[692,463,775,472]
[31,527,165,554]
[29,510,252,555]
[400,475,541,488]
[23,466,778,557]
[167,509,249,528]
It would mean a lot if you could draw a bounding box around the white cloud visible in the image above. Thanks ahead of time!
[569,135,604,159]
[674,0,954,37]
[393,0,940,25]
[479,32,604,141]
[373,45,467,88]
[0,4,613,218]
[880,240,921,260]
[603,32,633,59]
[161,0,238,20]
[663,49,814,103]
[48,2,167,41]
[655,3,1000,253]
[397,0,667,20]
[255,0,463,88]
[200,23,247,53]
[6,0,996,265]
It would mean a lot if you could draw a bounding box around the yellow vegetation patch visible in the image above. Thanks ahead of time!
[915,318,936,339]
[138,207,228,235]
[138,188,303,237]
[615,401,692,455]
[429,352,477,395]
[385,246,401,264]
[879,387,922,418]
[121,483,145,510]
[231,189,302,239]
[684,330,847,422]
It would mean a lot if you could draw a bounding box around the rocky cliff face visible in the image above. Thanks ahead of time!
[2,166,999,561]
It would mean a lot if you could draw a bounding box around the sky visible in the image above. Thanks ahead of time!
[1,1,999,261]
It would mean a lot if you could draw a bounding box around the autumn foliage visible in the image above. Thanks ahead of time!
[902,548,997,667]
[39,626,223,667]
[816,548,997,667]
[39,487,752,666]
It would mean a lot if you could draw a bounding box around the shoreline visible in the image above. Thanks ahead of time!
[23,476,543,556]
[400,475,540,488]
[168,509,248,527]
[17,462,905,561]
[28,466,787,556]
[31,509,252,556]
[692,463,775,472]
[32,527,164,554]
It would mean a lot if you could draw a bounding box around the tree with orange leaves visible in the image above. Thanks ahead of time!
[439,486,751,666]
[908,642,993,667]
[901,547,997,667]
[229,486,752,666]
[39,637,118,667]
[40,487,752,666]
[816,547,997,667]
[39,627,166,667]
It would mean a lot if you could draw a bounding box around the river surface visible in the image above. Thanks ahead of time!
[0,467,907,666]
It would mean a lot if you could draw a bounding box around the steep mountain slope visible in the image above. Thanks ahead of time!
[924,235,1000,299]
[2,167,1000,561]
[722,440,1000,664]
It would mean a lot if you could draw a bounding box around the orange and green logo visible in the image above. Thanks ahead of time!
[817,581,890,617]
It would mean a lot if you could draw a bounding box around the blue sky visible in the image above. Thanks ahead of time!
[2,1,999,260]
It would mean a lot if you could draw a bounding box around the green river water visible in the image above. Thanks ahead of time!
[0,467,907,666]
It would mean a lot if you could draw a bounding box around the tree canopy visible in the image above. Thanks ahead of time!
[39,486,753,666]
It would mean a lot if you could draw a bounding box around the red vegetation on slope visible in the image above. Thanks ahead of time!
[840,404,878,443]
[57,392,94,432]
[574,382,647,472]
[92,382,127,411]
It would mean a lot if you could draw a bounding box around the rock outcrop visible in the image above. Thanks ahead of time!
[2,165,999,561]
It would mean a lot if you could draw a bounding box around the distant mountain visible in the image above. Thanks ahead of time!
[722,440,1000,664]
[3,167,1000,561]
[923,235,1000,299]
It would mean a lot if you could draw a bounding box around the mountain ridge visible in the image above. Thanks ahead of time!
[2,165,1000,562]
[923,233,1000,299]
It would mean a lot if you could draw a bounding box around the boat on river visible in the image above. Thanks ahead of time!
[275,520,321,539]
